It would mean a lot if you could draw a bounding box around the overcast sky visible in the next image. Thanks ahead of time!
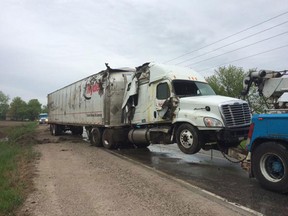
[1,0,288,105]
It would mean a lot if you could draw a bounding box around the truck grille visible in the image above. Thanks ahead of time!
[221,103,251,127]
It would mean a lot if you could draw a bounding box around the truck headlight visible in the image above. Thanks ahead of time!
[203,117,223,127]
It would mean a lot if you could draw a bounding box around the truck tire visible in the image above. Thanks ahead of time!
[50,124,54,135]
[252,142,288,193]
[50,124,62,136]
[102,128,117,149]
[90,128,103,147]
[176,123,202,154]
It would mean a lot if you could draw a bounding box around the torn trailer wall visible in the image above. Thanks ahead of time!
[48,68,135,127]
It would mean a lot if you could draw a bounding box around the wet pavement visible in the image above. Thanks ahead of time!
[112,144,288,216]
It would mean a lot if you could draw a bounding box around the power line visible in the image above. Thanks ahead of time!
[163,11,288,63]
[196,44,288,72]
[176,20,288,65]
[186,31,288,67]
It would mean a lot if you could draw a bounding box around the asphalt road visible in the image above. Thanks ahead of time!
[112,144,288,216]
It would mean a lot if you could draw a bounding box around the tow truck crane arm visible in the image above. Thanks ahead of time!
[241,70,287,96]
[241,70,288,109]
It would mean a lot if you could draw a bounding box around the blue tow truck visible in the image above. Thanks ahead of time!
[246,113,288,193]
[240,69,288,193]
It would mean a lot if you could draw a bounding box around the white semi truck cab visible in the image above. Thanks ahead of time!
[121,62,251,154]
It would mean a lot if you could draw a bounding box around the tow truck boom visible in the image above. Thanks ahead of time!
[242,69,288,105]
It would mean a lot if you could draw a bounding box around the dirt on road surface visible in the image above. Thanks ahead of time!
[18,125,259,216]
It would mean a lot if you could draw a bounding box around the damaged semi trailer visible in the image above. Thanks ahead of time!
[48,62,251,154]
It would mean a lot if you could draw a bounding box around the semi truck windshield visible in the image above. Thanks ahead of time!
[172,80,216,97]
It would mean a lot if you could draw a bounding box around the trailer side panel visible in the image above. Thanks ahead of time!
[48,71,134,127]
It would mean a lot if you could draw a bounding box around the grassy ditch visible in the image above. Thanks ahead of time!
[0,122,38,216]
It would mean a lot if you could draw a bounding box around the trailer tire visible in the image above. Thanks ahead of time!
[50,124,61,136]
[176,123,202,154]
[102,129,117,149]
[252,141,288,193]
[50,124,54,135]
[90,128,103,147]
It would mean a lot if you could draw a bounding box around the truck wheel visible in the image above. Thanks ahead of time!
[252,142,288,193]
[102,129,117,149]
[90,128,103,147]
[176,124,201,154]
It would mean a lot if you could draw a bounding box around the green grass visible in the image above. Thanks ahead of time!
[0,122,38,216]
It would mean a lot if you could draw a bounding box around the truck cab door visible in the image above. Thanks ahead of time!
[155,82,171,120]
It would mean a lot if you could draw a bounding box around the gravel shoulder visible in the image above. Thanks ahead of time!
[18,125,259,216]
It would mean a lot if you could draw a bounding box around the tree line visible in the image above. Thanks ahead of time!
[206,65,267,113]
[0,92,47,121]
[0,65,267,121]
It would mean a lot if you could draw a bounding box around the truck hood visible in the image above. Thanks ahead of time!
[175,95,249,129]
[178,95,242,107]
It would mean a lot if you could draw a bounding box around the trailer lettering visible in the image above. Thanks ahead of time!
[84,81,102,100]
[86,83,100,94]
